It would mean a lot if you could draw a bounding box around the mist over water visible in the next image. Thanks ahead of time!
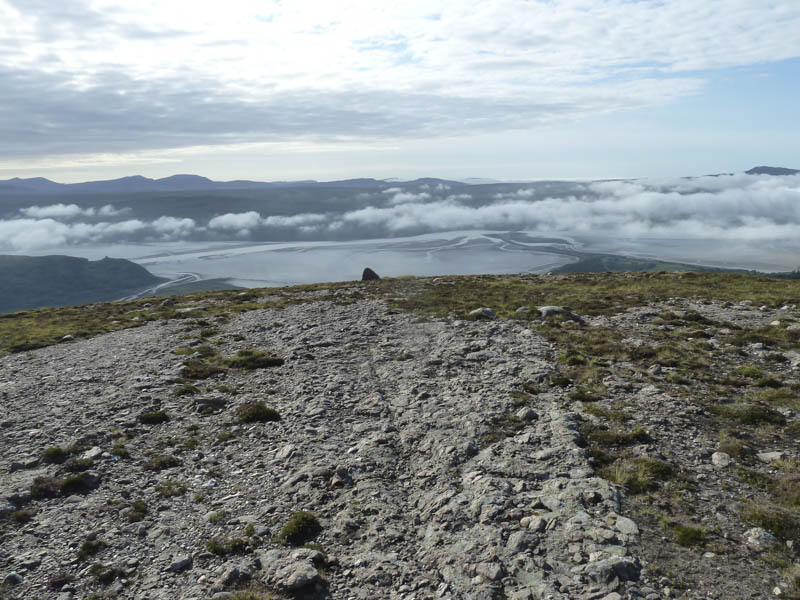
[3,173,800,285]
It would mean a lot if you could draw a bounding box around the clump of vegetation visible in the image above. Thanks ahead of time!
[207,510,227,524]
[89,562,126,585]
[601,457,674,494]
[586,426,650,448]
[77,539,107,561]
[581,402,631,422]
[709,403,786,426]
[181,359,226,380]
[756,376,783,389]
[60,472,97,495]
[138,410,170,425]
[205,536,252,556]
[143,454,180,471]
[479,412,525,447]
[229,587,280,600]
[236,401,281,423]
[569,385,603,402]
[673,524,708,547]
[174,344,217,357]
[175,383,200,397]
[28,472,94,500]
[12,509,35,524]
[736,365,765,379]
[110,440,130,458]
[216,429,236,443]
[225,349,284,369]
[64,457,94,472]
[41,446,70,464]
[745,503,800,542]
[184,437,199,450]
[718,431,753,460]
[126,499,148,523]
[277,511,321,546]
[47,574,73,591]
[156,480,188,498]
[30,476,64,499]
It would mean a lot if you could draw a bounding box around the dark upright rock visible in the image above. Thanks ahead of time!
[362,268,380,281]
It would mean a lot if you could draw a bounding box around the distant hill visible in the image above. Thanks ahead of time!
[0,255,166,314]
[0,174,469,196]
[746,166,800,176]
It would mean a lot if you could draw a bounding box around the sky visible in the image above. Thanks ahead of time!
[0,0,799,183]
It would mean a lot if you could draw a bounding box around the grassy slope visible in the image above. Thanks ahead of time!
[3,271,800,355]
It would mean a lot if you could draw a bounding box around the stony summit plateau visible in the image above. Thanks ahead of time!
[2,272,800,600]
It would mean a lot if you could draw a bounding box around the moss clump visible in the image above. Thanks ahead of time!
[568,386,603,402]
[586,426,650,448]
[709,403,786,426]
[64,457,94,472]
[60,472,97,495]
[674,524,707,547]
[601,457,674,494]
[175,383,200,397]
[277,511,321,546]
[236,402,281,423]
[736,365,765,378]
[581,402,631,422]
[138,410,170,425]
[11,509,34,524]
[127,499,148,523]
[225,349,284,370]
[181,359,226,380]
[173,344,216,357]
[77,539,107,561]
[41,446,70,464]
[156,480,188,498]
[205,536,252,556]
[110,440,130,458]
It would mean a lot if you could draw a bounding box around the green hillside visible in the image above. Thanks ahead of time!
[0,255,166,314]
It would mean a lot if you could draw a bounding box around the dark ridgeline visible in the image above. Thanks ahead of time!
[0,255,165,314]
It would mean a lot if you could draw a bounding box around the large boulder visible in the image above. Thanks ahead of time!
[362,268,381,281]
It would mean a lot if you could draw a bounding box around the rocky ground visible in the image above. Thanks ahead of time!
[1,276,800,600]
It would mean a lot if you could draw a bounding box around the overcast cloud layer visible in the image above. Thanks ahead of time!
[1,0,798,165]
[0,174,798,252]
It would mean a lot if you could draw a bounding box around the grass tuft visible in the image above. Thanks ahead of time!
[277,511,321,546]
[236,401,281,423]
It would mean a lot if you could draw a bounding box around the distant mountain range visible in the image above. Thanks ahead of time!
[0,255,165,314]
[0,174,470,196]
[0,167,795,196]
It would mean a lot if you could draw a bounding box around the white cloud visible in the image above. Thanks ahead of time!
[207,211,262,231]
[1,0,798,160]
[262,213,327,227]
[151,216,196,237]
[386,191,431,205]
[0,217,148,250]
[2,173,800,251]
[98,204,129,216]
[19,203,95,218]
[333,173,800,240]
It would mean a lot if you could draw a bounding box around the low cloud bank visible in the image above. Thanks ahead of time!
[19,203,128,219]
[1,173,798,251]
